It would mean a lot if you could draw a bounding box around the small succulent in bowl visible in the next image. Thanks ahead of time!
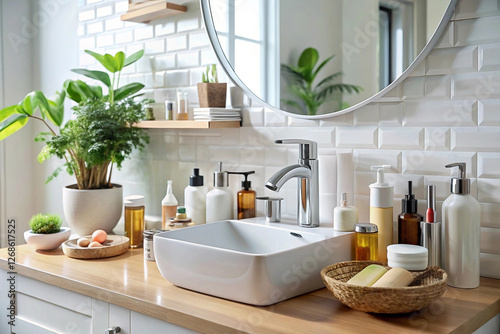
[25,214,71,250]
[29,213,62,234]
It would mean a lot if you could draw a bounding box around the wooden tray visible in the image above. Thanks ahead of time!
[62,235,129,259]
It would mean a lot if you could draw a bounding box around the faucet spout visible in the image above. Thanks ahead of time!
[265,139,319,228]
[265,164,312,192]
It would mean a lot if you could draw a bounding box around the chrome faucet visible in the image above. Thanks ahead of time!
[265,139,319,228]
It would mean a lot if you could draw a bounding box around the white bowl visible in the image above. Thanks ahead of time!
[24,227,72,251]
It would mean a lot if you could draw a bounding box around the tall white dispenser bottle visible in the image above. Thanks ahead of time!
[206,162,233,223]
[442,162,480,288]
[184,168,208,225]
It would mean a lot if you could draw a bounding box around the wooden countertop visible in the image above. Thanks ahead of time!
[1,245,499,334]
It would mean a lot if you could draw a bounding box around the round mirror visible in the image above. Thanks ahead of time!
[201,0,457,118]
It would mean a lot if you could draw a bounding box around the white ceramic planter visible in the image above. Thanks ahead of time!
[63,184,123,236]
[24,227,71,251]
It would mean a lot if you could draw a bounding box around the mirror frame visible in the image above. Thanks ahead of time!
[200,0,458,119]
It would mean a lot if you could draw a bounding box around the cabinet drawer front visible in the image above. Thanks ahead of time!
[17,292,91,334]
[14,317,59,334]
[17,274,92,316]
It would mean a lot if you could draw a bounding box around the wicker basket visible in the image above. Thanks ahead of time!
[321,260,448,314]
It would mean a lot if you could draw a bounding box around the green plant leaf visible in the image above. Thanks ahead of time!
[33,91,64,126]
[88,85,103,99]
[85,50,116,73]
[37,144,52,163]
[0,105,20,123]
[311,55,334,82]
[71,69,111,87]
[104,53,119,73]
[114,51,125,72]
[64,80,101,103]
[124,50,144,67]
[21,92,36,115]
[298,47,319,82]
[0,114,29,140]
[113,83,145,101]
[63,80,83,103]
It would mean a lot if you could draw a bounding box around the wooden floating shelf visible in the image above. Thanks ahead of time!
[135,120,241,129]
[121,1,187,23]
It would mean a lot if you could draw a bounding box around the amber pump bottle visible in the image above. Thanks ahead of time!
[228,171,256,219]
[398,181,423,245]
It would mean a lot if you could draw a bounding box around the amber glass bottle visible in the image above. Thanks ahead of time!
[398,181,423,245]
[228,171,256,219]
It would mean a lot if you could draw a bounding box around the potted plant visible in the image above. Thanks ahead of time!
[197,64,227,108]
[24,214,71,250]
[281,47,363,115]
[0,49,151,235]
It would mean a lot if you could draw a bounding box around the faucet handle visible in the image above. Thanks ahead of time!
[275,139,317,160]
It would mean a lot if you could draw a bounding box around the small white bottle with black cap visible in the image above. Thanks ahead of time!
[184,168,208,225]
[442,162,480,288]
[206,162,233,223]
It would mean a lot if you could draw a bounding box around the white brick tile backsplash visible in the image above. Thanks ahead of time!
[451,127,500,151]
[426,46,478,75]
[479,43,500,72]
[377,85,401,102]
[177,51,200,68]
[478,152,500,178]
[154,54,176,71]
[481,203,500,228]
[425,127,450,151]
[287,118,320,127]
[145,40,165,54]
[242,107,264,128]
[425,75,452,99]
[423,175,456,201]
[177,17,199,32]
[455,16,500,46]
[135,26,154,41]
[353,149,401,172]
[96,5,113,18]
[87,21,103,34]
[167,35,187,52]
[402,77,425,100]
[165,69,189,87]
[379,102,402,126]
[455,0,500,20]
[114,1,128,14]
[354,103,379,125]
[480,223,496,247]
[387,173,425,199]
[264,108,288,127]
[264,147,288,167]
[105,17,123,31]
[478,178,500,204]
[115,31,133,44]
[336,127,377,149]
[96,34,113,47]
[87,0,102,4]
[189,31,210,49]
[78,24,85,37]
[433,22,454,49]
[481,254,500,279]
[200,49,217,66]
[379,127,423,150]
[402,151,476,176]
[478,99,500,125]
[452,72,500,99]
[320,112,354,127]
[155,22,175,37]
[403,100,477,127]
[79,9,95,22]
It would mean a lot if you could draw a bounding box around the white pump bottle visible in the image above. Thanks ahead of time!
[442,162,480,288]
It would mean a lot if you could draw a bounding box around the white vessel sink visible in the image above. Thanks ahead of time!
[154,219,353,306]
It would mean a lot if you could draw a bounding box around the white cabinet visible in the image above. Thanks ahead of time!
[0,269,197,334]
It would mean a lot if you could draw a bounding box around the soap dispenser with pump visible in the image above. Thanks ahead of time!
[184,168,208,225]
[442,162,480,288]
[369,165,393,262]
[228,171,256,219]
[206,162,233,223]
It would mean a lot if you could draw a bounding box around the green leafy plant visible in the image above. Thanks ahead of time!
[0,49,151,189]
[201,64,219,83]
[281,47,363,115]
[29,213,62,234]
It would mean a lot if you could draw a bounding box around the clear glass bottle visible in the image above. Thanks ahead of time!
[161,180,178,229]
[124,195,145,249]
[176,90,188,120]
[355,223,378,261]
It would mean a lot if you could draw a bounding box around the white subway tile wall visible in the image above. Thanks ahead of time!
[77,0,500,278]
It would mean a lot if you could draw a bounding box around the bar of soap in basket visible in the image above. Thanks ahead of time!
[347,264,387,286]
[371,267,413,288]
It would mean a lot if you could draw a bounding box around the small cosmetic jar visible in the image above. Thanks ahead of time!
[387,244,428,271]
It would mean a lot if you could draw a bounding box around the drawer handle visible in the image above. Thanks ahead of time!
[105,326,121,334]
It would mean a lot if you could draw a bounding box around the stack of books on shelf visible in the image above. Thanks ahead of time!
[193,108,241,121]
